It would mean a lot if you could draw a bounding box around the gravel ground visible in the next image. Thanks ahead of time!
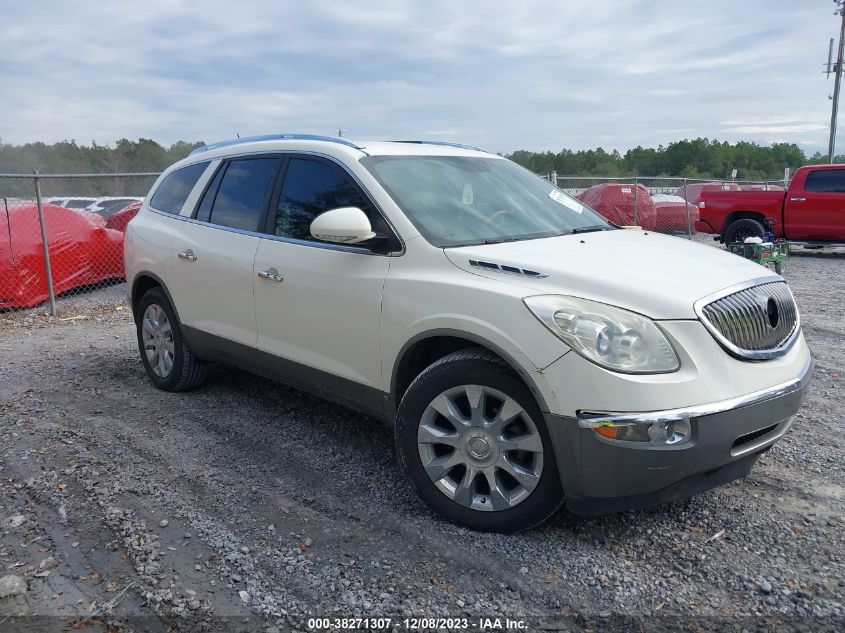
[1,248,844,632]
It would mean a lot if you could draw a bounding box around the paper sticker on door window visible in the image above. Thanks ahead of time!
[549,189,583,213]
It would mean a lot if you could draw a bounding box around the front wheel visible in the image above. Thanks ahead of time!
[395,349,563,532]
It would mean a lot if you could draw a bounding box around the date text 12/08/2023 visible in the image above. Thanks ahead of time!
[306,617,528,631]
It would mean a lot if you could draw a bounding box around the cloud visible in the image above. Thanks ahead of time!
[0,0,835,156]
[724,124,828,134]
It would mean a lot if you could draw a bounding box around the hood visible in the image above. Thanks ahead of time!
[443,230,777,319]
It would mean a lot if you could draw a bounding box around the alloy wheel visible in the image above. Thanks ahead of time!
[141,303,175,378]
[416,385,544,512]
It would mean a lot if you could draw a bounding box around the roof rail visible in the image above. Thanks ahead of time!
[391,140,488,153]
[190,134,365,155]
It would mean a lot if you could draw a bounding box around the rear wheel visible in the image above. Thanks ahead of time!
[395,349,563,532]
[136,287,206,391]
[724,218,765,244]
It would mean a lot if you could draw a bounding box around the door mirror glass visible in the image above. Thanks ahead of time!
[309,207,376,244]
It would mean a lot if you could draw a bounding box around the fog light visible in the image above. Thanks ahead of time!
[593,418,691,446]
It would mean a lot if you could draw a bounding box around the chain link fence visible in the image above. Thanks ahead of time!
[1,169,792,317]
[1,172,158,316]
[543,174,787,238]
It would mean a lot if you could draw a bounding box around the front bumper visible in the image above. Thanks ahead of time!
[545,355,813,515]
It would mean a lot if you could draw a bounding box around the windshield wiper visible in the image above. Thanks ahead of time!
[570,225,609,234]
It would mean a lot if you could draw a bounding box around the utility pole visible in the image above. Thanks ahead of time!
[828,1,845,163]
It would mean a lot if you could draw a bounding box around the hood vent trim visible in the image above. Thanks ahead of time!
[468,259,548,279]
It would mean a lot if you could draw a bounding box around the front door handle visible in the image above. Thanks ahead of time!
[257,267,284,283]
[177,249,197,261]
[789,197,806,203]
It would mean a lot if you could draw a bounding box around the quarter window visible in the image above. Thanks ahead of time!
[274,158,385,241]
[150,162,209,214]
[804,169,845,193]
[207,158,279,231]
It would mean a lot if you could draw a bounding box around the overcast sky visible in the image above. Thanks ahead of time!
[0,0,838,155]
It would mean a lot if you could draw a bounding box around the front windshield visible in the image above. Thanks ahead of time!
[361,155,613,247]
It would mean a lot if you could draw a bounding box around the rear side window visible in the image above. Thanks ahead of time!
[150,161,210,214]
[274,158,385,241]
[207,158,279,231]
[804,169,845,193]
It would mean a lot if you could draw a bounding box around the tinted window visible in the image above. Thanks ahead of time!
[208,158,278,231]
[150,162,209,214]
[194,165,226,223]
[804,169,845,193]
[275,158,384,241]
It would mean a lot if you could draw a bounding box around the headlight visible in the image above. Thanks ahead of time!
[523,295,680,374]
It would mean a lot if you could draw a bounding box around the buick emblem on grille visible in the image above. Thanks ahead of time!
[766,297,779,329]
[697,280,798,359]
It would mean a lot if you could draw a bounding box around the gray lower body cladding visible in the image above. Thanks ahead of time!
[545,370,811,515]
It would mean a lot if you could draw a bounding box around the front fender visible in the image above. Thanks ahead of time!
[388,323,562,416]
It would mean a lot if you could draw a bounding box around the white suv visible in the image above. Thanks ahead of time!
[125,134,812,532]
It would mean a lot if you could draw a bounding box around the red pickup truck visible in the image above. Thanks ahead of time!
[696,164,845,245]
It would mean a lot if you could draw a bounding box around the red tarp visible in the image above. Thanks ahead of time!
[105,202,142,233]
[654,201,700,232]
[0,203,125,309]
[674,181,741,204]
[576,183,657,229]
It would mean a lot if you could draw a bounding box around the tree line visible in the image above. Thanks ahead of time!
[508,138,838,181]
[0,137,837,186]
[0,139,204,198]
[0,138,203,175]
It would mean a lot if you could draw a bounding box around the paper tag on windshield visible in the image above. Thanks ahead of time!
[549,189,583,213]
[462,183,474,205]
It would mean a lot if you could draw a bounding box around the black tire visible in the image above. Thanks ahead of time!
[774,261,786,276]
[395,349,563,533]
[135,287,206,392]
[724,218,765,244]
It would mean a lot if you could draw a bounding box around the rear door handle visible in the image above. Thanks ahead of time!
[177,249,197,261]
[789,197,806,203]
[257,267,284,283]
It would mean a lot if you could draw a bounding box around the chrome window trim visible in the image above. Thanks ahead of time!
[693,276,801,360]
[147,199,374,256]
[180,214,379,255]
[577,355,813,427]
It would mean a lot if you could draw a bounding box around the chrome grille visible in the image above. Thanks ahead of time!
[696,280,799,360]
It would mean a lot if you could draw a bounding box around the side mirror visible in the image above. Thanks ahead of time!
[309,207,376,244]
